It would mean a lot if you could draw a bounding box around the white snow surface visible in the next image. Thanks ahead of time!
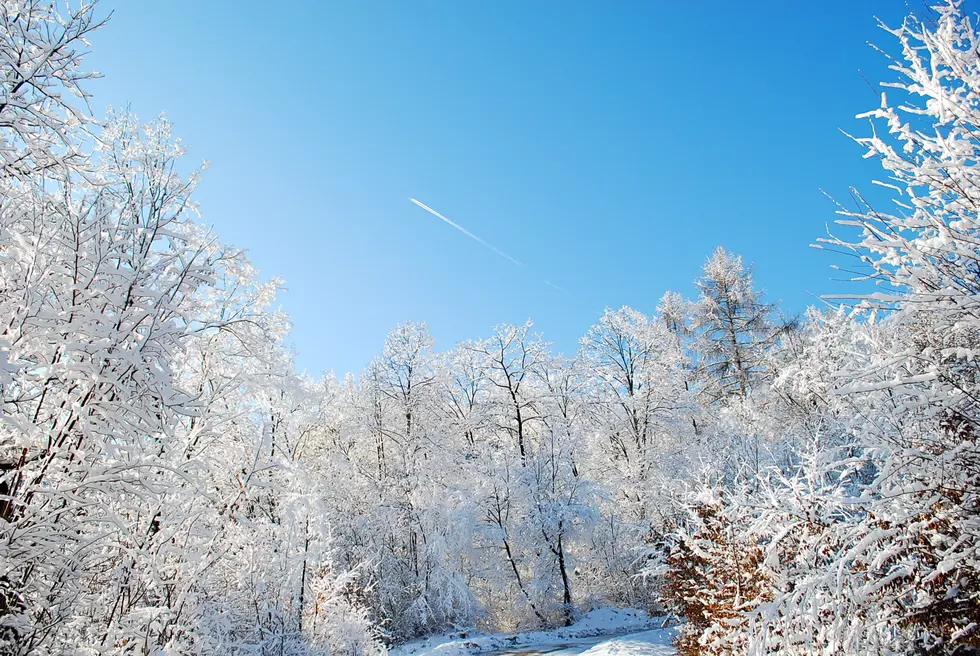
[390,609,676,656]
[576,630,676,656]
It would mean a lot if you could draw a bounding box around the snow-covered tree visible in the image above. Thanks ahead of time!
[690,247,782,403]
[0,0,105,178]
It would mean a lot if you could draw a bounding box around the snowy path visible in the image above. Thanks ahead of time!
[392,609,676,656]
[488,629,675,656]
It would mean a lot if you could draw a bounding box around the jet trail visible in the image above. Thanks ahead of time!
[409,198,522,266]
[543,280,571,295]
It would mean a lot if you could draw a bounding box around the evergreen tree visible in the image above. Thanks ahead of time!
[691,247,781,402]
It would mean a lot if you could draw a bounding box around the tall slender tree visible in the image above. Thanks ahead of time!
[691,247,781,402]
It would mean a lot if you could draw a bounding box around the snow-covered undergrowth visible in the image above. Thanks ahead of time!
[392,609,673,656]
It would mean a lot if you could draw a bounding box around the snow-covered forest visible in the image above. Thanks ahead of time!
[2,1,980,654]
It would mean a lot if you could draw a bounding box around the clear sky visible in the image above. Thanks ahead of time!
[86,1,915,376]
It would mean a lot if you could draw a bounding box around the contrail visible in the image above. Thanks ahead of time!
[543,280,571,295]
[409,198,522,266]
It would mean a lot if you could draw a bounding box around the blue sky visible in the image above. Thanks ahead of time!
[87,1,913,376]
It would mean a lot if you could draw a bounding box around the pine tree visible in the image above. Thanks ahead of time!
[691,247,781,403]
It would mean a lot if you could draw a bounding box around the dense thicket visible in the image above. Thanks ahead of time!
[2,1,979,655]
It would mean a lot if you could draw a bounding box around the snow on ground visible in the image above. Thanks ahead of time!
[391,609,676,656]
[576,630,675,656]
